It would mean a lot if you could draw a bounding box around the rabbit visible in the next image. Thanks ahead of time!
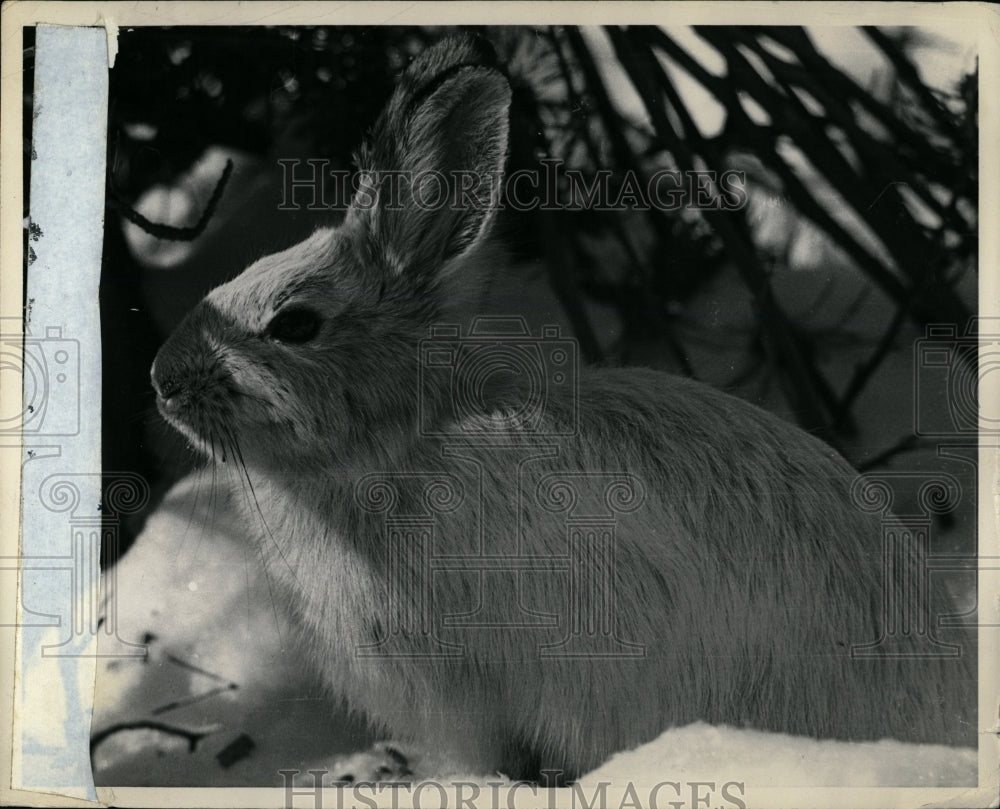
[150,34,975,782]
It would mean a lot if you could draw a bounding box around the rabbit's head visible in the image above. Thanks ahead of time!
[151,35,512,469]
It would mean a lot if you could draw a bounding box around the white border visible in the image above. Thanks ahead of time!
[1,3,997,808]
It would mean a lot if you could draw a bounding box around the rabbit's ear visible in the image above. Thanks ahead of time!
[349,35,511,280]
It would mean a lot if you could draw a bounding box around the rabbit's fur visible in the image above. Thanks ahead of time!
[152,34,974,780]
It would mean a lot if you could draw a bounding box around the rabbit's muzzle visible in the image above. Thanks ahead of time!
[150,361,185,411]
[150,308,232,434]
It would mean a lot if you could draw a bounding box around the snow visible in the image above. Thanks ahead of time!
[578,722,976,789]
[92,475,374,787]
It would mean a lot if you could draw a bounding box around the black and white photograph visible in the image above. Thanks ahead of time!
[2,3,998,808]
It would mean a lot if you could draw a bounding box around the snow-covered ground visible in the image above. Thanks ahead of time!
[92,476,373,786]
[579,723,975,789]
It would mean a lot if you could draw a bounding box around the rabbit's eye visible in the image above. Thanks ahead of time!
[265,306,322,344]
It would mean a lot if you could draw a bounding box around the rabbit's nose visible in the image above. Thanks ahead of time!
[153,375,181,400]
[153,377,187,414]
[150,359,188,412]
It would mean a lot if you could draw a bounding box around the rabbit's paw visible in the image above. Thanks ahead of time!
[329,741,414,784]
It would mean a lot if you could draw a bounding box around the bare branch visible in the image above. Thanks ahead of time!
[107,159,234,241]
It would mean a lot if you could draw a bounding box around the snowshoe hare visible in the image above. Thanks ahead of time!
[151,34,974,781]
